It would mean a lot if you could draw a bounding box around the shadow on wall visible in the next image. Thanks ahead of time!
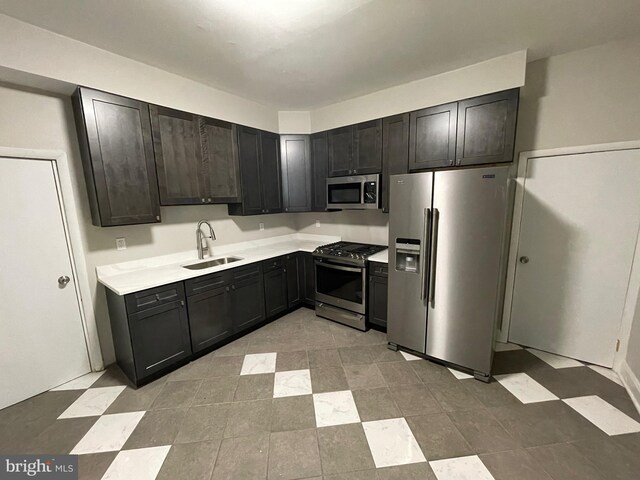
[514,57,548,156]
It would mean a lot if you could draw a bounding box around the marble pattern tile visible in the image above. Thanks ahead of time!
[58,386,126,419]
[448,368,473,380]
[273,369,312,398]
[313,390,361,427]
[494,373,559,404]
[430,455,496,480]
[70,411,145,454]
[51,371,106,391]
[494,342,522,352]
[526,349,584,369]
[588,365,624,386]
[362,417,426,468]
[563,395,640,435]
[241,352,277,375]
[101,445,171,480]
[400,351,422,361]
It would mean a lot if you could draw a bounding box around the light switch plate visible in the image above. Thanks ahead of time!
[259,222,265,231]
[315,220,321,228]
[116,238,126,250]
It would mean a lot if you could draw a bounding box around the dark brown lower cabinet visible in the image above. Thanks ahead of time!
[368,262,388,329]
[302,252,315,306]
[264,266,288,318]
[285,253,303,308]
[187,285,232,353]
[231,267,266,332]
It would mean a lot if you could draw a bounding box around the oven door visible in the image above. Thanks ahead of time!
[315,259,366,314]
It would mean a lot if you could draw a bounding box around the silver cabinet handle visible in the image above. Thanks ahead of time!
[429,208,440,306]
[58,275,70,287]
[420,207,431,300]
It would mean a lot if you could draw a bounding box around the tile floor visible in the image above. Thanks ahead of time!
[1,307,640,479]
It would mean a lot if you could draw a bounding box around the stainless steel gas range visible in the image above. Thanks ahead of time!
[313,241,386,331]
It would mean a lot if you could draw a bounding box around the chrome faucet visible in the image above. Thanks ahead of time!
[196,220,216,259]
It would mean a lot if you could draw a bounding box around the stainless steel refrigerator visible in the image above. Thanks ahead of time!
[387,165,514,381]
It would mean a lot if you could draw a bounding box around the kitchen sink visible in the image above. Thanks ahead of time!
[182,256,243,270]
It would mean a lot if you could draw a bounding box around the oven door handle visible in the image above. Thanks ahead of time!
[315,261,362,273]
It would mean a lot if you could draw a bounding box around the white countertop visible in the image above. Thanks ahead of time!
[96,233,340,296]
[368,249,388,263]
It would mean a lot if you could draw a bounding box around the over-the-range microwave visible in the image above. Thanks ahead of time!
[326,174,380,210]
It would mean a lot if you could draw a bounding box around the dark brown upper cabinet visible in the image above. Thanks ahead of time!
[310,132,329,211]
[327,126,353,177]
[228,127,283,216]
[353,119,383,175]
[382,113,410,213]
[149,105,203,205]
[456,89,519,166]
[199,117,241,203]
[409,103,457,171]
[72,87,161,227]
[280,135,311,213]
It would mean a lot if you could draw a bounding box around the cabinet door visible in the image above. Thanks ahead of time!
[129,300,192,379]
[281,135,311,212]
[368,275,388,329]
[328,126,353,177]
[311,132,329,211]
[382,114,409,213]
[187,285,232,353]
[285,253,302,308]
[302,252,315,305]
[150,105,203,205]
[200,117,241,203]
[230,126,263,215]
[353,119,382,175]
[456,89,519,166]
[231,275,266,333]
[409,103,457,171]
[72,87,160,226]
[264,268,287,318]
[260,131,284,214]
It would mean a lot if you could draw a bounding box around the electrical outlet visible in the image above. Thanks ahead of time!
[116,237,127,250]
[315,219,321,228]
[259,222,265,231]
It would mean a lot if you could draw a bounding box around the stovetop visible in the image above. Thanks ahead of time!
[313,241,386,265]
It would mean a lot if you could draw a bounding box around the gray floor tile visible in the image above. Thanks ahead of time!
[377,361,422,386]
[212,338,248,357]
[528,366,627,400]
[211,433,269,480]
[310,367,349,393]
[337,346,374,366]
[344,364,386,390]
[77,452,118,480]
[151,379,201,409]
[224,399,273,438]
[317,423,375,475]
[90,365,130,388]
[430,381,485,412]
[448,408,520,454]
[175,403,229,444]
[492,350,552,376]
[351,387,401,422]
[156,440,221,480]
[203,355,245,377]
[389,384,442,416]
[409,359,458,385]
[192,376,239,405]
[24,417,97,454]
[527,443,605,480]
[377,462,437,480]
[323,470,376,480]
[308,348,342,368]
[104,382,164,414]
[573,433,640,480]
[246,340,306,354]
[123,408,186,449]
[271,395,316,432]
[234,373,275,401]
[276,351,309,371]
[405,413,473,460]
[479,449,552,480]
[460,377,521,409]
[268,429,322,480]
[367,344,404,364]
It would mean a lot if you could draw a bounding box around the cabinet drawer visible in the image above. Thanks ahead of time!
[185,271,231,296]
[125,282,185,314]
[232,263,262,281]
[370,262,388,278]
[262,257,284,273]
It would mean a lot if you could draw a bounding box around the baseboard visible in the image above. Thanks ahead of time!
[619,361,640,416]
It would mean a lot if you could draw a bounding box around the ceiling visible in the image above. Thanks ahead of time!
[1,0,639,109]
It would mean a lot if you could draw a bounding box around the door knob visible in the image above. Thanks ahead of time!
[58,275,71,287]
[519,256,529,264]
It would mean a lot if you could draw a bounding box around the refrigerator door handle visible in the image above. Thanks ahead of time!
[429,208,440,306]
[419,208,431,300]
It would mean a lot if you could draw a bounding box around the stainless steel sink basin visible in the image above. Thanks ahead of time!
[182,256,243,270]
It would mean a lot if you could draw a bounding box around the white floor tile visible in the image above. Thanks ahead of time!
[494,342,522,352]
[400,351,422,361]
[313,390,360,427]
[494,373,558,404]
[526,348,583,369]
[448,368,473,380]
[51,371,106,391]
[58,386,126,418]
[563,395,640,436]
[240,352,277,375]
[71,411,145,454]
[430,455,495,480]
[101,445,171,480]
[588,365,624,386]
[273,369,312,398]
[362,417,426,468]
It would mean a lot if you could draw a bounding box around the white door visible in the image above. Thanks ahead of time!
[0,157,90,409]
[509,149,640,366]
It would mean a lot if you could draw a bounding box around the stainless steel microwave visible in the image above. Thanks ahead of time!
[326,174,380,210]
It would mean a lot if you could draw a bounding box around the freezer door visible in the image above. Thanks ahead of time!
[387,172,433,353]
[426,165,511,375]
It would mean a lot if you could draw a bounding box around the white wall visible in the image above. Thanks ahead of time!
[295,211,389,246]
[278,111,312,134]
